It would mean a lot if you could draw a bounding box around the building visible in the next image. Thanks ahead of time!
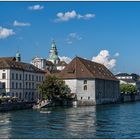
[115,73,140,92]
[56,56,120,105]
[0,52,45,101]
[31,41,68,72]
[115,73,140,85]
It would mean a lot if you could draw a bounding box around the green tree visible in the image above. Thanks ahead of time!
[120,83,137,94]
[38,75,71,101]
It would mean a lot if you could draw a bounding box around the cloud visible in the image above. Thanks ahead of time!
[55,10,95,22]
[66,32,82,44]
[28,4,44,10]
[77,13,95,20]
[114,52,120,57]
[0,26,15,39]
[59,56,72,64]
[92,50,117,70]
[13,20,31,27]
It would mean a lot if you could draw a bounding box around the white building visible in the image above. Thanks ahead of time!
[0,53,45,101]
[31,41,68,72]
[57,56,120,105]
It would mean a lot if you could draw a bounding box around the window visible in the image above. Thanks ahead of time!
[25,74,28,80]
[2,73,6,79]
[84,80,87,84]
[12,93,14,97]
[29,75,31,81]
[84,85,87,90]
[36,76,38,81]
[26,82,28,89]
[32,75,34,81]
[16,73,18,80]
[16,83,18,89]
[32,83,34,89]
[19,74,22,80]
[29,83,31,89]
[12,82,14,89]
[12,73,14,79]
[88,97,90,100]
[81,97,83,100]
[2,82,5,89]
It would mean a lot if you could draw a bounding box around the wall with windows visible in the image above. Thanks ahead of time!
[0,68,45,101]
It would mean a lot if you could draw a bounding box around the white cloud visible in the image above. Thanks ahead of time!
[77,13,95,20]
[92,50,117,70]
[13,20,31,27]
[0,26,15,39]
[59,56,72,64]
[114,52,120,57]
[28,4,44,10]
[66,32,82,44]
[55,10,77,22]
[55,10,95,22]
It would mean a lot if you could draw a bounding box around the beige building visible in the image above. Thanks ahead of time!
[0,54,45,101]
[57,56,120,105]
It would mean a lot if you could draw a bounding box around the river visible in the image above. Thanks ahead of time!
[0,102,140,139]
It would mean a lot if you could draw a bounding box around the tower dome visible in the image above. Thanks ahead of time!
[48,40,60,64]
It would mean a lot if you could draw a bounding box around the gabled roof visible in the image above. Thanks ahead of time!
[57,56,118,81]
[0,57,45,73]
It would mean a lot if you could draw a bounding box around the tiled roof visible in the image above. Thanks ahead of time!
[0,57,45,73]
[57,56,118,81]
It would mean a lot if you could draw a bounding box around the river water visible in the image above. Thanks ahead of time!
[0,102,140,139]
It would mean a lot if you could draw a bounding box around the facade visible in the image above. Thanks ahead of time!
[31,41,67,72]
[115,73,140,92]
[0,54,45,101]
[56,56,120,105]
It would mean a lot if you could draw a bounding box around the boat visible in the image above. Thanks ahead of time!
[32,100,51,109]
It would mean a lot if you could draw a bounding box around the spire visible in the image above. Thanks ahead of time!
[48,40,60,64]
[16,51,21,62]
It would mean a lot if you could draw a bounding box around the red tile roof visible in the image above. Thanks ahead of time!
[57,56,118,81]
[0,57,45,73]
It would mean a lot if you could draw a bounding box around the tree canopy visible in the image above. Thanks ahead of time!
[120,83,137,94]
[38,75,71,101]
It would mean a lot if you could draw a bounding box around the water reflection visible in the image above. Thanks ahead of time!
[0,113,12,138]
[1,103,140,138]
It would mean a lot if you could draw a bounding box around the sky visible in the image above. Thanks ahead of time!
[0,1,140,74]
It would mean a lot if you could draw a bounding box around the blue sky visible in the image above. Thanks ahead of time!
[0,2,140,74]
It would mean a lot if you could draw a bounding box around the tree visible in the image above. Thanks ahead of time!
[38,75,71,101]
[120,83,137,94]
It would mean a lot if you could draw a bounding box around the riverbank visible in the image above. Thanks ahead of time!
[0,102,33,112]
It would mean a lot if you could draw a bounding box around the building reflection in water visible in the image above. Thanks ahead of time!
[64,106,97,138]
[0,112,12,138]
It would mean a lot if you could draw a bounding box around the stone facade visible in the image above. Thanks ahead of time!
[57,56,120,105]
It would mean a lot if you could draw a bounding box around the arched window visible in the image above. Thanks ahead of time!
[84,85,87,90]
[84,80,87,84]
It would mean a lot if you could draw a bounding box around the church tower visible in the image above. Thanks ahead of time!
[16,51,21,62]
[48,40,60,64]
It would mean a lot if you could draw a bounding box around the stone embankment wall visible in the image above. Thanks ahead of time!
[0,102,33,112]
[121,94,140,102]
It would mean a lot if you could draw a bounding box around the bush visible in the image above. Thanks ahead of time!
[120,84,137,94]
